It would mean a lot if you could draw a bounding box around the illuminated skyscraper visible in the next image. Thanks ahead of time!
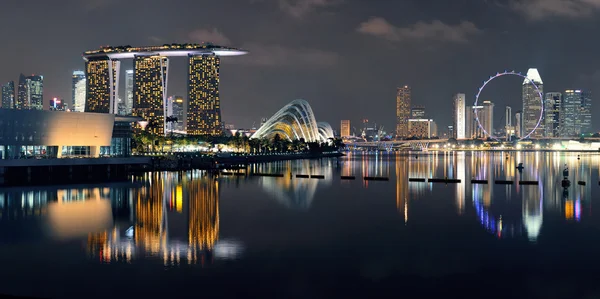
[522,68,544,138]
[166,95,185,132]
[1,81,14,109]
[544,92,561,137]
[340,120,350,137]
[72,71,85,109]
[187,54,221,136]
[133,55,169,136]
[125,70,134,115]
[396,86,411,138]
[515,112,522,138]
[481,100,494,137]
[84,57,120,114]
[562,90,592,136]
[16,74,27,110]
[73,79,86,112]
[27,75,44,110]
[453,93,466,139]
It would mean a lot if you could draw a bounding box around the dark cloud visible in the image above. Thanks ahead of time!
[357,17,482,43]
[510,0,600,20]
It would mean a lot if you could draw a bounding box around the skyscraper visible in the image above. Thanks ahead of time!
[562,90,592,136]
[125,70,134,115]
[16,74,27,110]
[396,86,411,138]
[27,75,44,110]
[73,78,86,112]
[411,106,426,118]
[72,71,85,109]
[522,68,544,138]
[1,81,14,109]
[544,92,561,137]
[515,112,522,138]
[187,54,221,136]
[340,120,350,137]
[133,55,169,136]
[453,93,466,139]
[465,105,474,139]
[505,106,513,140]
[478,101,494,137]
[85,57,120,114]
[166,95,185,132]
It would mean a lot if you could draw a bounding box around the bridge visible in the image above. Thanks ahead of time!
[345,139,449,151]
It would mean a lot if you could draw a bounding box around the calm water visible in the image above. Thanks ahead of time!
[2,152,600,298]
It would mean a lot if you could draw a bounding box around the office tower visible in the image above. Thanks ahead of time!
[562,90,592,136]
[408,119,433,139]
[396,86,411,138]
[465,106,474,139]
[72,71,85,109]
[430,121,438,137]
[580,91,592,135]
[476,100,494,137]
[16,74,27,110]
[505,106,513,140]
[133,55,169,136]
[125,70,134,115]
[1,81,14,109]
[453,93,466,139]
[515,112,522,138]
[166,95,185,132]
[411,106,426,118]
[27,75,44,110]
[85,57,120,114]
[472,106,484,138]
[187,54,221,136]
[522,68,544,138]
[73,78,86,112]
[544,93,561,137]
[340,120,350,137]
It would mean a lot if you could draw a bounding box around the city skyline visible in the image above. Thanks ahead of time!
[0,1,600,132]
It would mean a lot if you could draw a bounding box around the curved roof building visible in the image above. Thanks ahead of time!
[251,99,334,143]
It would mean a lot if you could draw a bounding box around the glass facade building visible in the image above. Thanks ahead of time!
[72,71,85,110]
[1,81,14,109]
[544,92,561,137]
[522,68,544,138]
[562,90,592,136]
[125,70,134,115]
[187,54,221,136]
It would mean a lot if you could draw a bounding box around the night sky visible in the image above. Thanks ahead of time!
[1,0,599,132]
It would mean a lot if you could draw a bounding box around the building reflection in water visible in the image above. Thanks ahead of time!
[0,171,240,266]
[252,159,333,210]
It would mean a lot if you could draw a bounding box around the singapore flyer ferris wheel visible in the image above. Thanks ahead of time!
[474,70,544,140]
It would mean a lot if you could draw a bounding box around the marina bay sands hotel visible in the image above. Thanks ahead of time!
[82,44,248,136]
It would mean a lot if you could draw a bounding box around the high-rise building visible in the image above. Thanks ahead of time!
[505,106,513,139]
[396,86,411,138]
[408,119,434,139]
[562,90,592,136]
[544,92,561,137]
[522,68,544,138]
[465,105,474,139]
[73,78,86,112]
[187,54,221,136]
[133,55,169,136]
[1,81,14,109]
[471,106,484,138]
[453,93,466,139]
[476,100,494,138]
[72,71,85,109]
[125,70,134,115]
[16,74,27,110]
[340,120,350,137]
[85,57,120,114]
[515,112,522,138]
[27,75,44,110]
[580,91,592,135]
[411,106,426,118]
[166,95,185,132]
